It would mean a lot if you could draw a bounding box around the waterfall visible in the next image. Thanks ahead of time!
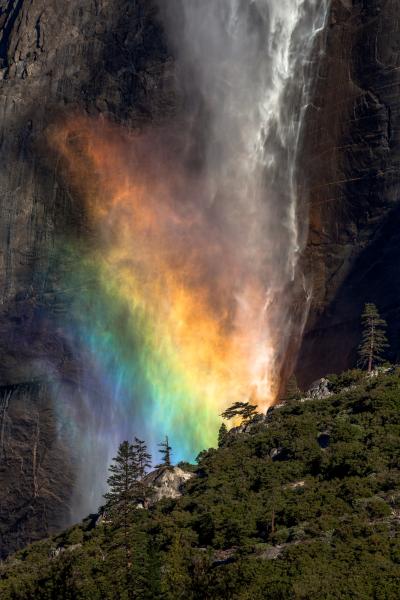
[51,1,331,519]
[159,0,330,399]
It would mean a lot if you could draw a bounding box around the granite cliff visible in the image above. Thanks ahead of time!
[0,0,173,558]
[298,0,400,384]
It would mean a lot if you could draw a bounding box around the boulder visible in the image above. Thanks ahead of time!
[306,378,332,400]
[143,466,194,504]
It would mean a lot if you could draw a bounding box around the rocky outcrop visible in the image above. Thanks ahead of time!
[143,466,194,504]
[298,0,400,385]
[0,0,173,557]
[304,378,332,400]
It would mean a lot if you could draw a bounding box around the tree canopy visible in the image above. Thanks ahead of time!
[221,401,258,423]
[2,368,400,599]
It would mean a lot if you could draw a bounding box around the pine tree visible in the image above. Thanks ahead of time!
[104,441,139,584]
[358,303,389,373]
[128,523,158,599]
[221,401,258,423]
[161,533,193,599]
[132,437,152,479]
[158,436,172,468]
[218,422,228,447]
[104,441,138,514]
[132,437,152,507]
[282,374,301,404]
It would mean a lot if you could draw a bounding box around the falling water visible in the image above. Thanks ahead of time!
[50,0,330,518]
[160,0,330,397]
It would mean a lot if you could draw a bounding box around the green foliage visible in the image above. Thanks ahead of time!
[327,369,364,393]
[221,401,258,423]
[132,437,153,505]
[2,370,400,598]
[218,422,228,447]
[104,441,139,517]
[158,436,172,468]
[132,437,152,477]
[358,303,389,372]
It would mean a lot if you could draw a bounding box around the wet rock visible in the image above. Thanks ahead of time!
[212,547,237,567]
[0,382,76,560]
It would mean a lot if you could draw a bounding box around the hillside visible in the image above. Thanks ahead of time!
[0,368,399,599]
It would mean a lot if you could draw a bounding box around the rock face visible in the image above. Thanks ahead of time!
[298,0,400,385]
[0,382,75,558]
[0,0,173,558]
[143,466,194,504]
[305,378,332,401]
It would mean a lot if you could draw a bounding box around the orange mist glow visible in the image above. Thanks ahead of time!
[50,115,279,429]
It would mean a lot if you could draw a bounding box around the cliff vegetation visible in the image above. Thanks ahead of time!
[1,368,400,599]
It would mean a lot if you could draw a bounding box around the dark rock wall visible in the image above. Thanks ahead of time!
[0,0,172,558]
[298,0,400,385]
[0,382,75,557]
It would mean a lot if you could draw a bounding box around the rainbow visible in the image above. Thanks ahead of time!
[49,116,277,462]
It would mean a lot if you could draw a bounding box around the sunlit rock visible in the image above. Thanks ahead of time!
[143,466,194,504]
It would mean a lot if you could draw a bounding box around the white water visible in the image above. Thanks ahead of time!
[64,0,331,522]
[160,0,330,398]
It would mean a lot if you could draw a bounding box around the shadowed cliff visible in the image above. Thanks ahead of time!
[0,0,174,558]
[298,0,400,385]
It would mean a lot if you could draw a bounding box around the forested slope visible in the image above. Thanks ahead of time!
[1,369,400,599]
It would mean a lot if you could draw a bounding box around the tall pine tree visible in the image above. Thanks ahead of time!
[132,437,152,507]
[104,441,138,515]
[132,437,152,479]
[358,303,389,373]
[158,436,172,468]
[218,422,228,447]
[104,441,139,585]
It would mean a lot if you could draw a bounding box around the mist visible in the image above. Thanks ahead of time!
[49,0,330,520]
[159,0,330,395]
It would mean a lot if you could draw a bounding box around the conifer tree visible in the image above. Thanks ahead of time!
[158,436,172,468]
[104,441,138,583]
[358,303,388,373]
[221,401,258,423]
[128,524,158,599]
[161,533,192,598]
[132,437,152,506]
[104,441,138,515]
[282,374,301,404]
[218,422,228,447]
[132,437,152,479]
